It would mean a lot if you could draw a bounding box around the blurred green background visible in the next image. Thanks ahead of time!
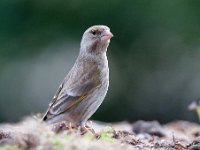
[0,0,200,123]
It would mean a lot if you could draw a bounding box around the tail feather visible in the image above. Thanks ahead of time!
[42,114,48,121]
[42,110,51,121]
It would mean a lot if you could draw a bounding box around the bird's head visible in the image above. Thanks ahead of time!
[188,98,200,110]
[188,97,200,121]
[80,25,113,54]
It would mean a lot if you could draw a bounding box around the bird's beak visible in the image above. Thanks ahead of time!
[100,30,113,41]
[188,101,198,110]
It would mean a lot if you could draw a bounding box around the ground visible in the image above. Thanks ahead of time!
[0,116,199,150]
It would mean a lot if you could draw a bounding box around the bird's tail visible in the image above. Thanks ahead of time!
[42,113,48,121]
[42,109,51,121]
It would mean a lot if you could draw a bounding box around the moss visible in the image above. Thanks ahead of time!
[98,127,116,143]
[50,134,65,148]
[0,145,19,150]
[83,132,95,141]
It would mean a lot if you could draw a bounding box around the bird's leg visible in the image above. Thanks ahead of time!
[63,122,78,131]
[53,121,68,133]
[52,121,78,133]
[77,126,88,135]
[85,124,96,135]
[77,121,97,136]
[69,122,73,130]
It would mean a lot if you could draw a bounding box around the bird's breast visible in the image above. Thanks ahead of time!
[96,54,109,84]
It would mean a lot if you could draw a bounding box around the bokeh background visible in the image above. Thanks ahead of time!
[0,0,200,123]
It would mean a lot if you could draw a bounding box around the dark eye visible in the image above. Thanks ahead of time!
[91,30,97,35]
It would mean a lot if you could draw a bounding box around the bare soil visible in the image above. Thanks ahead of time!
[0,116,199,150]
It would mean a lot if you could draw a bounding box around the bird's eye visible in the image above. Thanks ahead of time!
[91,31,97,35]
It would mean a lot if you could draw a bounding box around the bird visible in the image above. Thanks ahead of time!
[42,25,113,127]
[188,98,200,121]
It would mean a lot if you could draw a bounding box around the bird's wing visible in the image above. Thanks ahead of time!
[43,61,101,120]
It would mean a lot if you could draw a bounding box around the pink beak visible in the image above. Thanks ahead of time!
[101,30,113,41]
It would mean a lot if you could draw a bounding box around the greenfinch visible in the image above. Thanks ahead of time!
[188,98,200,121]
[43,25,113,127]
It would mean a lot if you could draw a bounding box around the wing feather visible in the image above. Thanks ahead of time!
[43,59,101,121]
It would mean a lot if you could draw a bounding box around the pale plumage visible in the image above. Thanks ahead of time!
[43,25,113,126]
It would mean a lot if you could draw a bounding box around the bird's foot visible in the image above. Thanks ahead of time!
[77,125,100,138]
[52,122,99,138]
[53,121,78,133]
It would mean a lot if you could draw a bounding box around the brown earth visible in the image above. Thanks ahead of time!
[0,116,199,150]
